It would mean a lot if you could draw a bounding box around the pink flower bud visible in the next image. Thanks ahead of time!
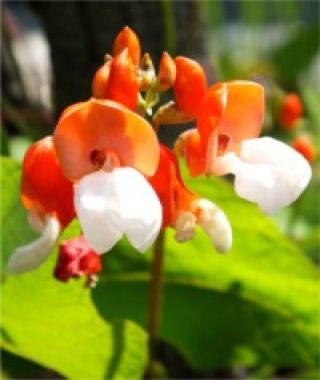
[54,236,102,283]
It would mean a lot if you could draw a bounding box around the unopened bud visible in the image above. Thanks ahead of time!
[192,199,232,253]
[173,56,208,117]
[92,61,112,99]
[292,135,316,163]
[113,26,141,66]
[157,52,176,92]
[54,236,102,283]
[106,48,139,110]
[174,211,196,242]
[138,53,156,91]
[280,93,303,129]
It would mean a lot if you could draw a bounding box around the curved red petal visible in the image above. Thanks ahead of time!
[198,81,264,153]
[149,145,197,228]
[21,136,75,227]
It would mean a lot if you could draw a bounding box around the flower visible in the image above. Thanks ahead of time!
[176,79,311,214]
[8,96,162,276]
[149,145,232,252]
[7,136,75,273]
[53,98,162,253]
[7,28,312,280]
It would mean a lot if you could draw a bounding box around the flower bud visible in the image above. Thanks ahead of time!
[292,136,316,163]
[113,26,141,66]
[173,56,207,117]
[157,52,176,92]
[138,53,156,91]
[54,236,102,283]
[106,48,139,110]
[92,60,112,99]
[280,93,303,129]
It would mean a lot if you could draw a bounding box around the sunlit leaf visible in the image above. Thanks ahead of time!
[0,157,147,380]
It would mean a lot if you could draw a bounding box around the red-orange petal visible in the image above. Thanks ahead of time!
[113,26,141,66]
[92,60,112,99]
[198,81,264,152]
[173,56,208,117]
[148,146,176,228]
[148,145,196,228]
[157,51,176,92]
[183,130,207,177]
[106,48,139,110]
[21,136,75,227]
[53,98,159,181]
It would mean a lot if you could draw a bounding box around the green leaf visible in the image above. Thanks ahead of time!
[0,157,147,380]
[93,167,320,371]
[271,26,319,84]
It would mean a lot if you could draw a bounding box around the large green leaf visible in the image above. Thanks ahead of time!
[0,157,147,380]
[2,155,319,374]
[271,26,319,84]
[92,166,320,371]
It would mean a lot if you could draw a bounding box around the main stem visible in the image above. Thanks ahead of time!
[147,230,165,368]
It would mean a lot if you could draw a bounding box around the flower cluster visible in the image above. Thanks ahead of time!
[7,27,311,284]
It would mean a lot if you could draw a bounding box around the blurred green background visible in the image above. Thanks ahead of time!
[1,1,319,379]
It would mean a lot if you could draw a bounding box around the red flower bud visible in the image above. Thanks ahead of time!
[173,56,207,117]
[54,236,102,282]
[106,48,139,110]
[292,136,316,163]
[280,93,303,129]
[157,52,176,91]
[113,26,141,66]
[92,60,112,99]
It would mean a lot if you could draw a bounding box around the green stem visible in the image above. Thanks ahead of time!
[147,230,165,372]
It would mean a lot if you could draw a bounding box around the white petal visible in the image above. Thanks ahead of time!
[28,211,46,233]
[7,215,60,274]
[192,199,232,253]
[114,168,162,252]
[74,171,124,253]
[213,137,311,214]
[74,168,162,253]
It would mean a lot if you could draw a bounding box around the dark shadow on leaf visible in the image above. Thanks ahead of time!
[104,319,125,379]
[92,279,318,372]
